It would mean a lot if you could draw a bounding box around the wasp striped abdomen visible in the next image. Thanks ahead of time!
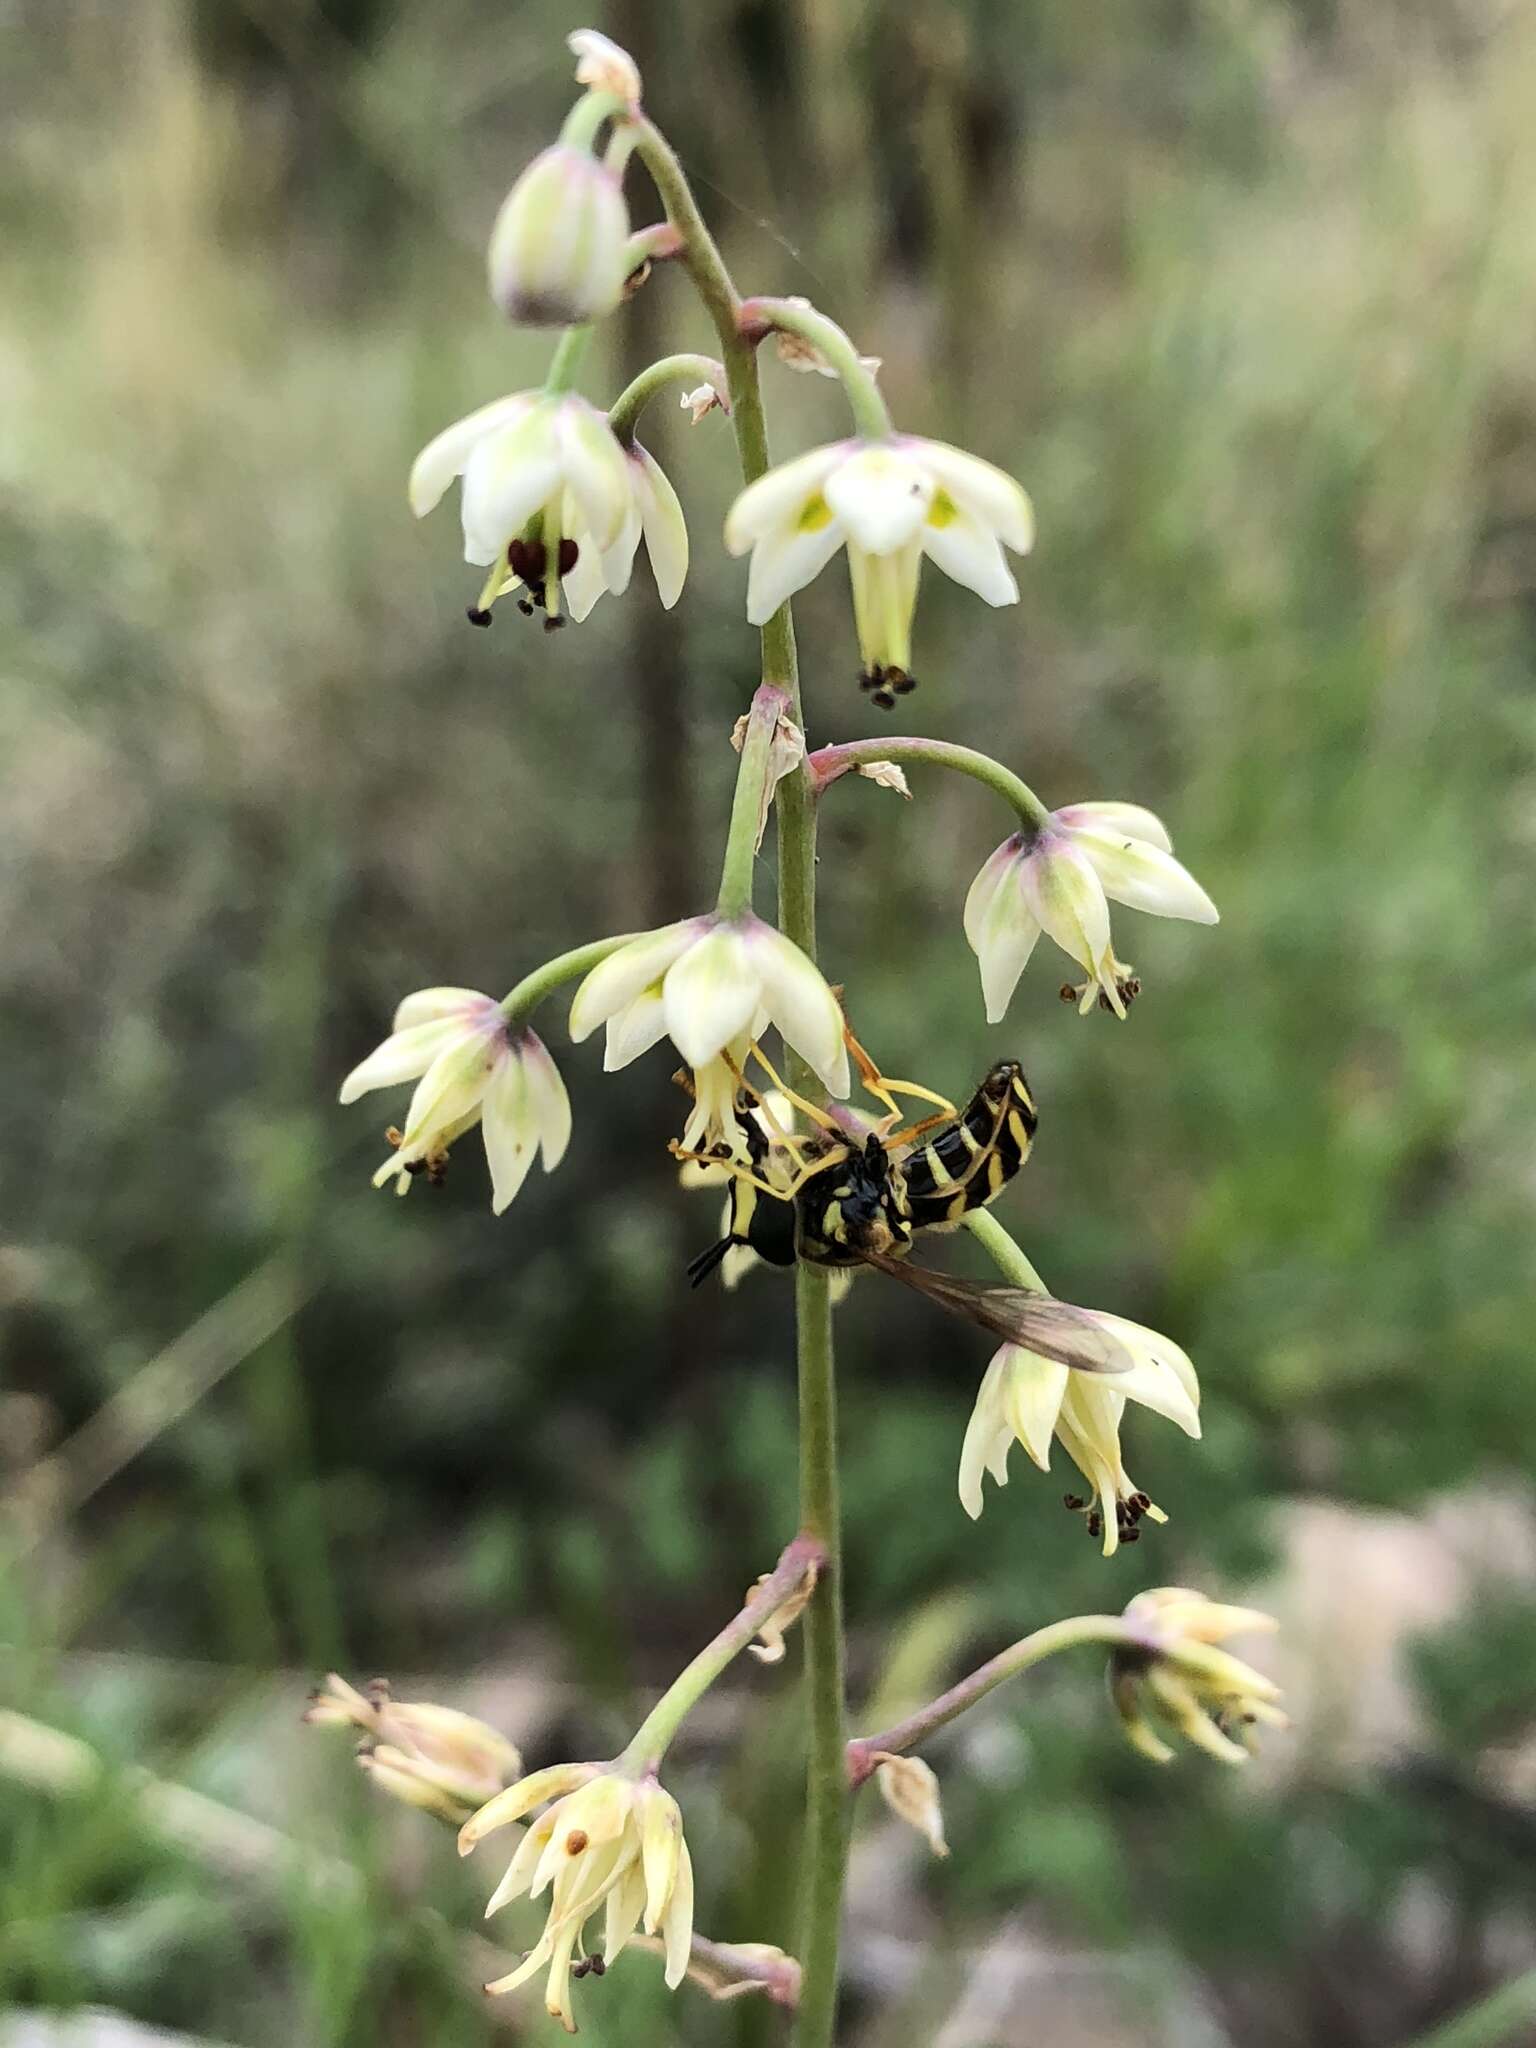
[902,1061,1037,1230]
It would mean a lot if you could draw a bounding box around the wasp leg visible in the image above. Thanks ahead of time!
[668,1141,788,1203]
[839,1022,957,1125]
[739,1042,842,1138]
[881,1105,962,1150]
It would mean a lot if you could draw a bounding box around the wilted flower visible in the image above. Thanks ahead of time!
[873,1752,948,1857]
[964,801,1218,1022]
[959,1311,1201,1556]
[305,1674,521,1825]
[567,27,642,108]
[771,295,882,381]
[1111,1587,1286,1765]
[487,144,633,328]
[461,1763,694,2032]
[680,382,726,424]
[339,988,570,1213]
[745,1555,819,1663]
[724,434,1033,706]
[409,391,633,628]
[568,912,851,1100]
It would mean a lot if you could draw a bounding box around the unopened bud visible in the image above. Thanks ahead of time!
[488,145,632,327]
[873,1751,948,1857]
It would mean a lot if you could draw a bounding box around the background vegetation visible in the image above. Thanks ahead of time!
[3,0,1534,2042]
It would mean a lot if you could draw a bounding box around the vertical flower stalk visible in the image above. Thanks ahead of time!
[631,116,847,2048]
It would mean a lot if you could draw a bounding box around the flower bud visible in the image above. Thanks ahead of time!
[873,1751,948,1857]
[306,1675,522,1825]
[487,144,632,327]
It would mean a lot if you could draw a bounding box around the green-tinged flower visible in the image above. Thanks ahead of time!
[959,1312,1201,1556]
[964,801,1218,1022]
[724,434,1032,707]
[567,27,642,108]
[568,912,851,1102]
[339,987,569,1213]
[305,1674,521,1824]
[873,1752,948,1858]
[461,1763,694,2033]
[1111,1587,1286,1765]
[487,145,632,327]
[411,391,658,629]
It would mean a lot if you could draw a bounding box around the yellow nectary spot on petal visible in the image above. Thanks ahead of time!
[925,489,960,529]
[796,493,834,533]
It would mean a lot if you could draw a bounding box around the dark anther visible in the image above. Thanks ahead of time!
[1130,1491,1151,1513]
[871,687,895,710]
[1086,1510,1103,1539]
[1059,984,1079,1004]
[465,606,492,627]
[588,1956,606,1978]
[557,536,579,575]
[517,598,535,615]
[572,1959,592,1981]
[1062,1493,1086,1511]
[544,613,567,633]
[889,668,917,696]
[425,1156,448,1188]
[404,1158,429,1178]
[507,538,547,581]
[1121,1526,1141,1543]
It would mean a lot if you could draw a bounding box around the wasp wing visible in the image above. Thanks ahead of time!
[859,1250,1134,1374]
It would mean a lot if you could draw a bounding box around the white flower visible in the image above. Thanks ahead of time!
[461,1764,693,2031]
[958,1310,1201,1556]
[339,988,570,1214]
[724,434,1033,705]
[409,391,633,628]
[487,144,632,328]
[964,801,1218,1022]
[568,912,851,1100]
[567,28,642,108]
[1111,1587,1286,1766]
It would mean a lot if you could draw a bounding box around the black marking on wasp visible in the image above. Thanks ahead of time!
[681,1052,1130,1375]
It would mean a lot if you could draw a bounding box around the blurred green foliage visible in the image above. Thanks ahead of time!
[2,0,1535,2043]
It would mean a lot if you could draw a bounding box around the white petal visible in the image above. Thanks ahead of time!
[1067,828,1219,925]
[568,923,700,1043]
[822,444,934,554]
[1089,1313,1200,1434]
[460,411,561,565]
[921,503,1020,605]
[562,527,611,622]
[662,927,760,1068]
[408,393,535,518]
[1052,801,1172,854]
[602,1864,649,1966]
[1000,1347,1069,1469]
[962,839,1022,951]
[910,437,1034,554]
[393,1037,496,1155]
[660,1839,695,1988]
[392,987,492,1031]
[958,1351,1011,1518]
[724,442,848,553]
[970,860,1042,1024]
[480,1054,538,1215]
[750,926,851,1098]
[638,1785,682,1932]
[1018,836,1111,977]
[554,397,632,552]
[603,988,671,1071]
[631,443,688,607]
[521,1034,572,1171]
[339,1018,468,1103]
[744,518,846,625]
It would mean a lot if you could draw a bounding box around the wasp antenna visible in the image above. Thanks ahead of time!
[685,1236,737,1288]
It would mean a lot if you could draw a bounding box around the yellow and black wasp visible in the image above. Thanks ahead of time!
[677,1039,1137,1377]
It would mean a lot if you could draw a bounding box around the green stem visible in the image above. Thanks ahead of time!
[741,295,893,440]
[607,351,727,444]
[716,683,791,917]
[558,89,625,153]
[809,734,1052,834]
[963,1208,1049,1291]
[845,1614,1129,1783]
[618,1536,825,1771]
[542,324,595,396]
[500,936,635,1029]
[633,114,845,2048]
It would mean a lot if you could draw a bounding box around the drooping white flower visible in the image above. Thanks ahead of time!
[567,28,642,108]
[1111,1587,1286,1766]
[958,1310,1201,1556]
[339,988,570,1214]
[305,1674,522,1824]
[724,434,1033,705]
[964,801,1218,1022]
[568,912,851,1100]
[487,144,632,328]
[462,1763,693,2031]
[409,392,634,628]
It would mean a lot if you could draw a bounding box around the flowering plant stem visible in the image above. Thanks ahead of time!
[606,351,726,443]
[963,1207,1048,1290]
[809,733,1053,834]
[618,1535,826,1772]
[716,682,791,917]
[500,935,636,1030]
[845,1613,1130,1785]
[738,294,893,439]
[542,323,595,395]
[633,113,847,2048]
